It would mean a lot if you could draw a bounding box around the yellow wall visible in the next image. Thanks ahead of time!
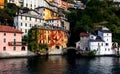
[0,0,4,9]
[44,8,58,20]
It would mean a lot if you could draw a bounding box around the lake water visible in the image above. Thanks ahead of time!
[0,56,120,74]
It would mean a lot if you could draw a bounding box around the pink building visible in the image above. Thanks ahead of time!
[0,25,27,57]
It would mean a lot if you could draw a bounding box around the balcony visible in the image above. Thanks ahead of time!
[8,42,27,46]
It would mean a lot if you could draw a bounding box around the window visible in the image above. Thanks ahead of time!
[101,43,103,46]
[108,49,110,51]
[21,23,22,26]
[107,39,109,41]
[4,38,6,43]
[25,29,27,33]
[14,39,16,45]
[3,47,6,51]
[97,48,98,51]
[106,43,108,46]
[13,47,16,51]
[26,4,28,7]
[21,16,22,19]
[4,32,6,36]
[25,23,27,27]
[21,46,25,51]
[25,17,27,20]
[105,48,107,51]
[30,17,31,21]
[34,5,36,8]
[98,43,100,46]
[30,24,32,27]
[14,33,16,36]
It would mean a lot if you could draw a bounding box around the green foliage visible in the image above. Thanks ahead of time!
[0,3,18,26]
[27,26,47,53]
[65,0,120,46]
[88,50,96,56]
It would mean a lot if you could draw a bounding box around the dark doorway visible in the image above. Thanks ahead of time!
[21,46,25,51]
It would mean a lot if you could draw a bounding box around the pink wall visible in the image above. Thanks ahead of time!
[0,32,27,53]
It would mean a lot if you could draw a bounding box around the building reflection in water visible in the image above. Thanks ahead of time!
[27,56,67,74]
[88,57,120,74]
[0,58,28,74]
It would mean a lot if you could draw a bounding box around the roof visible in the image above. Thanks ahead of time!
[100,30,111,33]
[89,36,104,42]
[0,25,22,33]
[100,27,111,33]
[80,32,90,37]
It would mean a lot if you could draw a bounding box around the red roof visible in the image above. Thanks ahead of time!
[0,25,22,33]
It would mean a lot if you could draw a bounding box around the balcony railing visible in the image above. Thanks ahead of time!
[8,42,27,46]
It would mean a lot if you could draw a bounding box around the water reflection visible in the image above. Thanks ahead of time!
[0,58,28,74]
[27,56,67,74]
[0,56,120,74]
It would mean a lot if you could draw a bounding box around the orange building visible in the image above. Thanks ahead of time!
[38,29,68,50]
[0,0,4,9]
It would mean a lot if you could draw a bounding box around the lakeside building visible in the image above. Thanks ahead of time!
[32,27,68,55]
[76,32,90,51]
[14,0,70,55]
[0,25,28,57]
[0,0,4,9]
[76,27,118,55]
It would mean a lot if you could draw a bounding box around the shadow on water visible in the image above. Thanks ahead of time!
[66,49,76,57]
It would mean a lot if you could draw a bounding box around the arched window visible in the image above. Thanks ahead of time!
[56,46,59,49]
[21,46,25,51]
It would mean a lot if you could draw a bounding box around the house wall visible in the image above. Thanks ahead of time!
[0,0,4,9]
[38,29,68,50]
[0,32,27,54]
[23,0,38,9]
[14,15,45,36]
[80,37,89,50]
[44,8,58,20]
[89,41,105,55]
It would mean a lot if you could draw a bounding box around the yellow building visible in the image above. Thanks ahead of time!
[44,8,58,20]
[0,0,4,9]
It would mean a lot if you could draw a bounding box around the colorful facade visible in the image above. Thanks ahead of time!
[38,29,68,50]
[14,0,70,54]
[0,0,4,9]
[0,25,27,56]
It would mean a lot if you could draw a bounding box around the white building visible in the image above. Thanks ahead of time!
[23,0,58,11]
[76,27,118,55]
[113,0,120,2]
[14,10,45,36]
[89,27,116,55]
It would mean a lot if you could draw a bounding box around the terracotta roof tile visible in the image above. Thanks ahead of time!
[0,25,22,33]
